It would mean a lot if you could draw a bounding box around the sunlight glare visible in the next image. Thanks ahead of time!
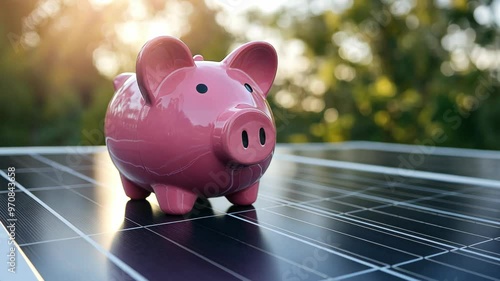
[89,0,113,8]
[94,152,130,232]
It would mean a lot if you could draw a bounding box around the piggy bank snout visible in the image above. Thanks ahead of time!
[214,109,275,166]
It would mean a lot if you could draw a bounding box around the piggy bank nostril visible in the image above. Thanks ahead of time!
[259,128,266,145]
[242,130,249,148]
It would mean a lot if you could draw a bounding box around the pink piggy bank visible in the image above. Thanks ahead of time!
[105,36,278,215]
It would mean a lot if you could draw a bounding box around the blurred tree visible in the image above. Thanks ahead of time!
[1,0,499,150]
[239,0,500,149]
[0,0,231,146]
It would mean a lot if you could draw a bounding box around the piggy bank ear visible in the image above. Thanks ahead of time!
[223,42,278,97]
[136,36,195,104]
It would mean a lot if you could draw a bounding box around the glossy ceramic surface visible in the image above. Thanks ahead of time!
[105,36,278,214]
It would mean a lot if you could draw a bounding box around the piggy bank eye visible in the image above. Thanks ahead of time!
[244,83,253,93]
[196,83,208,94]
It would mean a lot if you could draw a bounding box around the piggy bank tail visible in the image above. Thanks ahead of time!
[113,73,133,91]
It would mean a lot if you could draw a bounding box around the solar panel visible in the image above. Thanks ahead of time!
[0,142,499,281]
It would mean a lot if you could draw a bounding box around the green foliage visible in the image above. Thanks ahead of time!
[0,0,498,149]
[255,0,500,149]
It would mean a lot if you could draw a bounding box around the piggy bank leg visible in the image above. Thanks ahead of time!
[120,174,151,200]
[152,184,198,215]
[226,181,259,206]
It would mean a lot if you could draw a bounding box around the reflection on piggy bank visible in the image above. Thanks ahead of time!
[105,36,278,215]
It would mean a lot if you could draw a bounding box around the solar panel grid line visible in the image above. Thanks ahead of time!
[378,267,423,281]
[237,213,391,268]
[286,141,500,160]
[281,175,500,227]
[277,176,390,201]
[424,256,500,281]
[255,194,328,210]
[10,166,66,174]
[18,172,88,190]
[296,204,460,250]
[431,189,500,204]
[225,214,404,276]
[416,196,500,214]
[298,178,437,201]
[261,183,326,199]
[292,166,476,196]
[147,211,368,280]
[377,180,473,195]
[300,210,468,257]
[139,203,275,229]
[281,177,402,205]
[261,181,349,203]
[326,266,423,281]
[3,166,149,238]
[263,184,386,213]
[354,188,470,208]
[452,246,500,265]
[272,203,451,255]
[333,176,472,198]
[468,246,500,260]
[461,248,500,263]
[262,208,424,263]
[16,198,277,246]
[396,202,500,227]
[363,209,495,240]
[2,144,499,280]
[344,141,500,160]
[217,199,423,270]
[174,215,332,280]
[320,268,381,281]
[58,186,152,233]
[2,155,95,189]
[31,154,101,186]
[34,174,284,231]
[325,199,373,212]
[257,191,307,204]
[10,153,369,280]
[346,211,487,249]
[253,198,451,255]
[0,170,149,281]
[382,205,500,234]
[291,166,397,186]
[425,194,500,212]
[306,170,496,193]
[468,239,498,250]
[35,149,302,218]
[272,173,389,197]
[0,184,92,194]
[265,176,386,203]
[143,228,251,281]
[265,190,452,247]
[274,153,500,189]
[390,257,427,268]
[0,186,66,194]
[372,206,500,237]
[390,266,437,281]
[290,174,423,197]
[274,206,454,257]
[292,209,450,256]
[0,146,107,156]
[2,170,292,280]
[10,151,492,254]
[309,160,455,193]
[18,235,83,247]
